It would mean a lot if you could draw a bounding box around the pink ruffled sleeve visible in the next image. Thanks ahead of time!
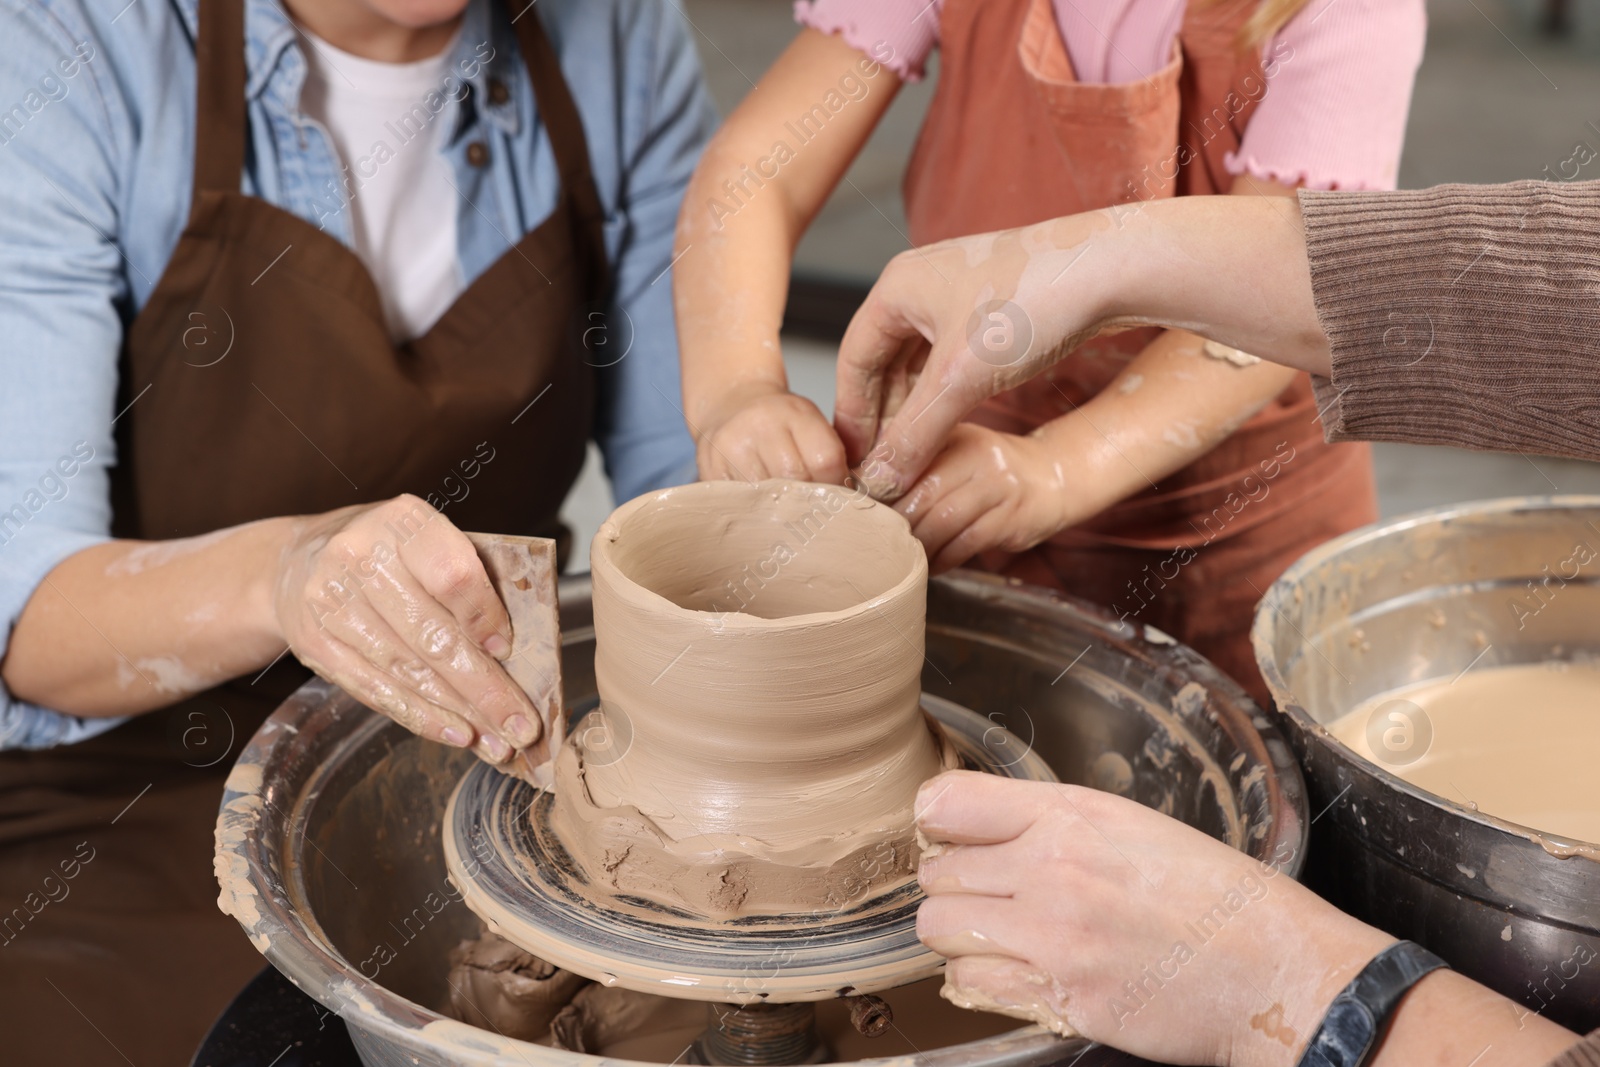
[1228,0,1427,191]
[793,0,942,81]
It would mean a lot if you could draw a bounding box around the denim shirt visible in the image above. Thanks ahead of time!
[0,0,715,747]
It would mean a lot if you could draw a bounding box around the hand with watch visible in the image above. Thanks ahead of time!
[913,771,1584,1067]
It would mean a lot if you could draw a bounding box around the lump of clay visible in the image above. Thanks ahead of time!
[550,480,957,918]
[550,984,704,1054]
[446,930,588,1039]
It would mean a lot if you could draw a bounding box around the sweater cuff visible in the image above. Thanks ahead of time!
[1546,1032,1600,1067]
[1300,181,1600,462]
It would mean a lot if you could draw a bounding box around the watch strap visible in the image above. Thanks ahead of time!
[1298,940,1451,1067]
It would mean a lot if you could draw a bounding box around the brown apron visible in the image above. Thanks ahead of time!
[0,2,606,1062]
[902,0,1377,704]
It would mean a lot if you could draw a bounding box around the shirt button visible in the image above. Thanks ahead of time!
[487,78,510,106]
[466,141,490,168]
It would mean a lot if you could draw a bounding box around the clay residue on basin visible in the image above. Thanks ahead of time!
[439,933,1023,1062]
[551,480,956,917]
[214,758,270,952]
[447,930,588,1039]
[588,977,1024,1062]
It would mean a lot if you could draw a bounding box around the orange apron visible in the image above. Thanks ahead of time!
[902,0,1377,704]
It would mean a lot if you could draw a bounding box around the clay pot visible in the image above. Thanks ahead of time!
[552,479,949,916]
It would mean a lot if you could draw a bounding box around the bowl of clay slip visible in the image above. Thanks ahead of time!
[1254,496,1600,1032]
[551,478,957,918]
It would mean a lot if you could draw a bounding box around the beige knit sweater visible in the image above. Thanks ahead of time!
[1300,179,1600,1065]
[1301,180,1600,461]
[1551,1032,1600,1066]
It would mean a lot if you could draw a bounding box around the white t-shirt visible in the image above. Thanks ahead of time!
[299,32,464,342]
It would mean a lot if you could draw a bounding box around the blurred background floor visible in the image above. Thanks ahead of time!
[560,0,1600,571]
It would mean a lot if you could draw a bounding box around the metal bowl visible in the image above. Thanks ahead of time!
[1253,496,1600,1031]
[216,571,1306,1067]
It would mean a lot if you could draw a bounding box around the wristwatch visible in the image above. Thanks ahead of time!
[1297,940,1451,1067]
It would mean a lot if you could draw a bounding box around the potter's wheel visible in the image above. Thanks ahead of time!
[217,570,1309,1067]
[443,695,1054,1007]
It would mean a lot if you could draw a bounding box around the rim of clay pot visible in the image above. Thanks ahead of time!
[590,479,926,629]
[1252,494,1600,855]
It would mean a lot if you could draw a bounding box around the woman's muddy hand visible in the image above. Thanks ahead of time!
[272,494,541,765]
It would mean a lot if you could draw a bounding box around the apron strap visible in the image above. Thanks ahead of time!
[191,0,248,200]
[512,8,612,300]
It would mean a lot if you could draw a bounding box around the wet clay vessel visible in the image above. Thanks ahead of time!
[552,480,956,919]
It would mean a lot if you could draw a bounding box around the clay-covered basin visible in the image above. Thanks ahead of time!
[1253,496,1600,1031]
[217,571,1306,1067]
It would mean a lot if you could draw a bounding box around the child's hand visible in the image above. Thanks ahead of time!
[893,424,1083,572]
[695,384,848,484]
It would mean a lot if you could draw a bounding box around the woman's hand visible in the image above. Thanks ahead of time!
[834,196,1330,503]
[895,424,1085,572]
[833,215,1117,501]
[914,770,1392,1067]
[695,383,849,484]
[273,495,543,767]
